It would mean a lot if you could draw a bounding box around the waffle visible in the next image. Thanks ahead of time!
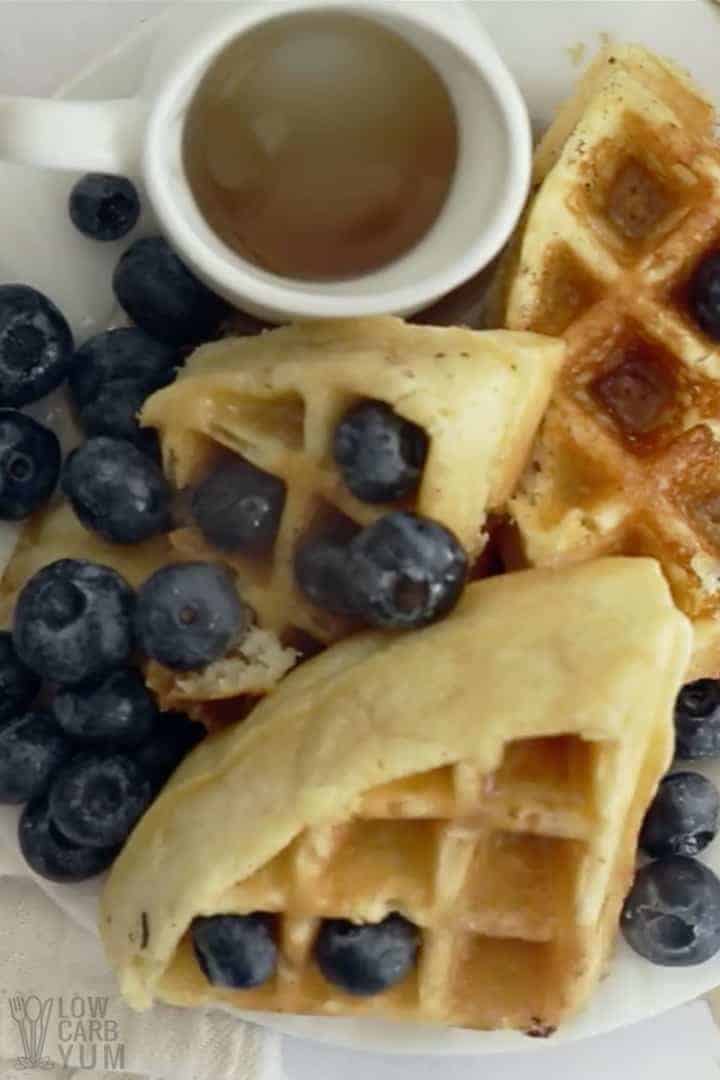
[486,45,720,661]
[141,316,563,647]
[101,558,691,1033]
[0,503,296,722]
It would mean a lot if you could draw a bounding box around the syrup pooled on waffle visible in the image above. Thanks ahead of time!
[101,559,691,1033]
[141,316,562,648]
[487,45,720,655]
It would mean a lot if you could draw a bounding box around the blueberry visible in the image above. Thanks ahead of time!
[0,711,72,804]
[69,327,179,446]
[333,401,429,503]
[689,251,720,342]
[346,511,468,629]
[191,459,286,556]
[294,537,357,615]
[0,410,61,520]
[13,558,135,685]
[49,752,152,848]
[97,398,162,460]
[69,173,141,242]
[0,284,73,406]
[192,913,278,989]
[78,380,161,458]
[136,711,206,792]
[135,562,249,671]
[621,856,720,965]
[675,679,720,759]
[52,668,157,749]
[641,772,720,858]
[0,631,40,720]
[62,437,172,544]
[113,236,229,347]
[315,913,419,996]
[19,793,118,882]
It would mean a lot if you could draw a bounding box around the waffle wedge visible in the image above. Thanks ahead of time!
[487,45,720,655]
[141,316,562,647]
[101,557,691,1033]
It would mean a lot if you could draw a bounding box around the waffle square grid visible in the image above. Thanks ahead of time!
[489,45,720,636]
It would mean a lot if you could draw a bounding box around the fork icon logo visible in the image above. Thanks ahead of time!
[8,995,54,1070]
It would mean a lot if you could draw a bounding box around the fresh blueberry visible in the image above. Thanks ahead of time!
[135,562,249,671]
[0,632,40,720]
[0,711,72,804]
[13,558,135,686]
[69,173,141,242]
[294,537,357,615]
[0,410,61,520]
[640,772,720,858]
[69,326,175,408]
[113,236,229,347]
[689,251,720,342]
[136,711,206,793]
[333,401,429,503]
[62,437,172,544]
[48,752,152,848]
[345,511,468,629]
[19,793,118,882]
[621,856,720,965]
[315,913,419,996]
[192,913,278,989]
[675,679,720,759]
[77,379,162,458]
[52,668,157,749]
[191,459,286,556]
[0,284,73,406]
[69,327,179,446]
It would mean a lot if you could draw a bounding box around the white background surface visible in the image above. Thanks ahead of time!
[4,1,720,1077]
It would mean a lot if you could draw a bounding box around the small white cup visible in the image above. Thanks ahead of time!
[0,1,531,323]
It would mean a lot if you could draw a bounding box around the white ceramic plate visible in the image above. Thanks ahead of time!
[1,0,720,1057]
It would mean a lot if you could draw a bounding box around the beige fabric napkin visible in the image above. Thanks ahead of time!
[0,842,286,1080]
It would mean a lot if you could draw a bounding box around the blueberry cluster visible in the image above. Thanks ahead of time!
[13,559,250,686]
[0,171,233,530]
[191,910,419,996]
[621,681,720,966]
[184,397,468,630]
[0,618,205,882]
[294,401,461,628]
[3,545,254,884]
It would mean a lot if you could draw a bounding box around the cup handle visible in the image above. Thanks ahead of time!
[0,97,147,174]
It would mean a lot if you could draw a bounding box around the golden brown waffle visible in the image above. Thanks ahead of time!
[486,45,720,660]
[102,558,691,1033]
[141,316,562,646]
